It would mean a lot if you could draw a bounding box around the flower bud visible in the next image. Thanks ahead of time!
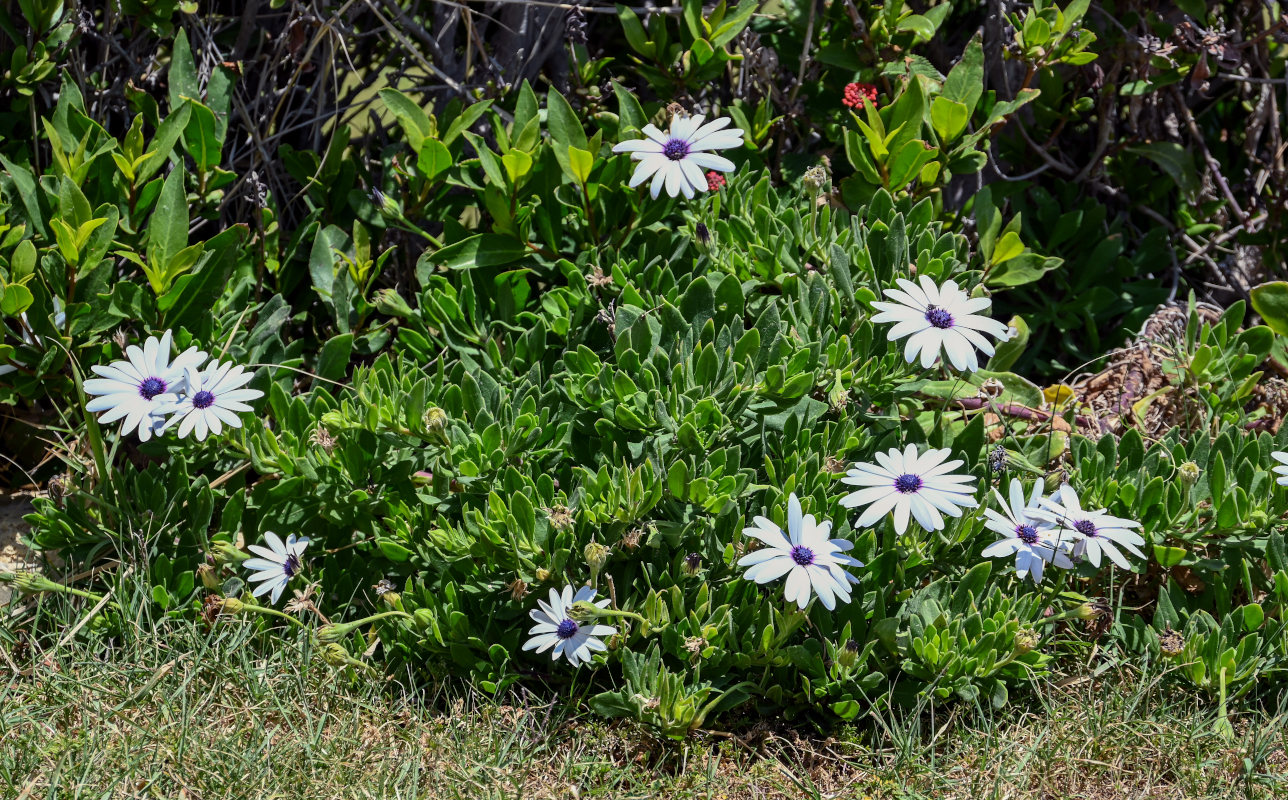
[373,288,414,319]
[837,638,861,668]
[370,188,402,218]
[211,541,250,566]
[197,563,221,590]
[411,470,433,487]
[8,572,60,594]
[423,407,448,433]
[1177,461,1200,489]
[683,552,702,576]
[220,597,246,615]
[374,579,403,610]
[802,165,829,193]
[585,542,610,574]
[568,600,601,622]
[315,623,347,644]
[319,642,357,668]
[534,568,551,583]
[547,505,575,533]
[1013,627,1041,655]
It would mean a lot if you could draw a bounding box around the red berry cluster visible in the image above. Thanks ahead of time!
[843,82,878,110]
[706,171,727,192]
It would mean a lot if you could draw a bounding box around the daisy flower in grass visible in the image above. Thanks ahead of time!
[83,330,207,441]
[612,113,743,199]
[524,585,616,668]
[243,531,310,605]
[840,445,978,534]
[1272,452,1288,486]
[738,493,863,611]
[159,361,263,441]
[981,479,1074,583]
[1034,484,1146,570]
[871,277,1012,371]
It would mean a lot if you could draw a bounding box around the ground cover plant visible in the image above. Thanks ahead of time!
[4,0,1288,789]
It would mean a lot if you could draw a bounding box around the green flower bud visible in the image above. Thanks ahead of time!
[585,542,610,583]
[221,597,247,615]
[1013,627,1040,655]
[411,470,433,487]
[534,568,551,583]
[423,407,449,441]
[370,188,402,218]
[197,563,221,590]
[1177,461,1200,489]
[315,623,348,644]
[837,638,860,668]
[9,572,61,594]
[802,165,829,193]
[211,541,250,565]
[373,288,415,319]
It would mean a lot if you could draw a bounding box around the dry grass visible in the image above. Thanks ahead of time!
[1,611,1286,799]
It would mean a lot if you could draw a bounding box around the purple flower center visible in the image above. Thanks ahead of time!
[790,545,815,566]
[192,390,216,409]
[663,138,690,161]
[283,553,301,578]
[139,377,168,400]
[1073,519,1097,537]
[556,619,579,639]
[894,474,923,494]
[1016,525,1039,545]
[924,306,954,329]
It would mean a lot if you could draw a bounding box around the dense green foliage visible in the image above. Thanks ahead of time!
[4,0,1288,739]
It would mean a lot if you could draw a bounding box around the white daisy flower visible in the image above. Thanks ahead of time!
[980,478,1074,583]
[243,531,310,605]
[1272,452,1288,486]
[523,585,617,668]
[839,444,978,534]
[158,361,264,441]
[870,277,1012,371]
[737,493,863,611]
[611,112,743,199]
[0,300,66,377]
[82,330,207,441]
[1033,483,1146,570]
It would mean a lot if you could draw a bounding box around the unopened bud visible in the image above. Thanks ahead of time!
[683,552,702,576]
[423,407,448,433]
[197,563,221,590]
[1177,461,1200,489]
[837,638,860,668]
[8,572,60,594]
[802,165,828,193]
[411,470,433,487]
[212,541,250,565]
[534,568,551,583]
[370,188,402,218]
[221,597,246,615]
[373,288,414,318]
[1013,627,1040,655]
[547,505,575,533]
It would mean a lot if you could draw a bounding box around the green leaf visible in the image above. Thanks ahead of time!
[1124,142,1200,197]
[442,100,492,146]
[943,34,985,111]
[1153,545,1186,568]
[545,88,588,150]
[1250,281,1288,336]
[169,29,201,110]
[502,149,533,186]
[991,230,1024,265]
[986,315,1028,372]
[136,102,192,184]
[429,234,527,271]
[568,146,594,184]
[616,4,654,57]
[896,14,937,42]
[317,333,354,382]
[183,100,221,171]
[379,87,434,152]
[710,0,757,48]
[309,224,348,300]
[417,139,452,180]
[930,96,969,143]
[149,164,188,271]
[0,283,34,316]
[986,254,1063,288]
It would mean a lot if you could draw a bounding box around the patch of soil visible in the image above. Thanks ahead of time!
[0,495,36,606]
